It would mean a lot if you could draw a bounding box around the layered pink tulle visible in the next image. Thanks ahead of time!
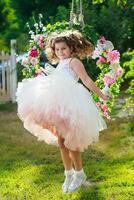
[16,58,107,152]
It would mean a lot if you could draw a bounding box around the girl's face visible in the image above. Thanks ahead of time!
[55,42,72,60]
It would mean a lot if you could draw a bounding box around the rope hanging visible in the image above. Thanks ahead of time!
[69,0,85,28]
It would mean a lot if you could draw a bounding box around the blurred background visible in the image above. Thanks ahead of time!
[0,1,134,199]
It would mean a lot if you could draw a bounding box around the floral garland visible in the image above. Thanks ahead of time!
[92,36,123,119]
[21,15,123,119]
[21,14,47,78]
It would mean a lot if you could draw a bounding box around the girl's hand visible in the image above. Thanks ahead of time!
[101,94,112,101]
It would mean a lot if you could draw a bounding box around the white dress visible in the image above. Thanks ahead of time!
[16,58,107,152]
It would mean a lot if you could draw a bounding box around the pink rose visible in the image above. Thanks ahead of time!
[39,42,44,49]
[21,58,29,66]
[39,35,45,42]
[116,67,123,77]
[102,105,108,112]
[29,48,39,57]
[96,57,106,64]
[30,57,39,65]
[107,50,120,64]
[103,74,115,86]
[104,111,111,119]
[96,102,101,107]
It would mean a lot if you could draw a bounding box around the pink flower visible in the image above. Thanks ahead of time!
[102,105,108,112]
[99,36,106,44]
[107,50,120,64]
[103,74,115,86]
[104,111,111,119]
[39,42,44,49]
[37,35,45,42]
[29,48,39,57]
[96,57,106,64]
[116,67,123,77]
[21,58,29,66]
[35,69,43,77]
[30,57,39,65]
[96,102,101,107]
[39,35,45,42]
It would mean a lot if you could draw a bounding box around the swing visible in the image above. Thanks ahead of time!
[70,0,85,28]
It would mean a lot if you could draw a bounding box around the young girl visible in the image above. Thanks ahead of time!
[16,30,110,193]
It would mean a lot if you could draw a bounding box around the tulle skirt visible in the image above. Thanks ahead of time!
[16,72,107,152]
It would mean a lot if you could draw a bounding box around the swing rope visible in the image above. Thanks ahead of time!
[69,0,85,28]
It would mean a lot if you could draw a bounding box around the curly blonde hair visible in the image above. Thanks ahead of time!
[45,30,94,63]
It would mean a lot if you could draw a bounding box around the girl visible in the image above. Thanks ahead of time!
[16,30,110,193]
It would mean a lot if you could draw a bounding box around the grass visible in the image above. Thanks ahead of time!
[0,103,134,200]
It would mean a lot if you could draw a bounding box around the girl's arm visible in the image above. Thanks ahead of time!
[70,58,109,101]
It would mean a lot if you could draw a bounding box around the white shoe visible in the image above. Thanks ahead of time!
[68,169,87,192]
[62,169,74,193]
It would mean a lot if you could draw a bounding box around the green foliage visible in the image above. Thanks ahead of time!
[0,38,9,52]
[16,33,29,53]
[123,51,134,81]
[55,6,70,22]
[0,0,20,50]
[123,50,134,113]
[85,0,134,53]
[0,0,133,69]
[92,0,106,4]
[45,21,99,44]
[92,0,127,6]
[0,0,133,53]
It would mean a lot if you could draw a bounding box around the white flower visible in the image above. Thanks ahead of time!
[31,33,36,39]
[29,30,34,35]
[42,27,47,32]
[97,41,106,51]
[97,40,114,52]
[26,22,30,28]
[105,41,114,51]
[97,45,104,54]
[92,47,103,59]
[34,23,38,28]
[110,62,120,71]
[34,34,40,41]
[92,49,100,59]
[39,22,43,28]
[101,85,109,95]
[105,70,117,80]
[39,13,43,18]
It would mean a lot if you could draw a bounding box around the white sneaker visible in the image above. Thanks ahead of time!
[68,169,87,192]
[62,169,74,193]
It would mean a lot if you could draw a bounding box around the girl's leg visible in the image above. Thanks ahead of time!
[58,136,73,170]
[69,150,82,171]
[58,136,74,193]
[57,135,86,192]
[68,150,87,192]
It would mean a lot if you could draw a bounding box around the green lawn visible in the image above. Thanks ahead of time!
[0,103,134,200]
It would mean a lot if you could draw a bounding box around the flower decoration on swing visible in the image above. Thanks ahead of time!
[92,36,123,119]
[21,14,48,78]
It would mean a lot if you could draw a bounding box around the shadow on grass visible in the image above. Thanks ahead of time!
[0,102,17,112]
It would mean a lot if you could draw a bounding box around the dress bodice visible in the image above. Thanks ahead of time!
[55,58,79,81]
